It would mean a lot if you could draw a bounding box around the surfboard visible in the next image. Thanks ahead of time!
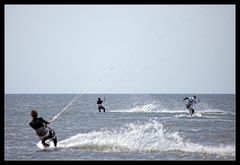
[36,139,56,150]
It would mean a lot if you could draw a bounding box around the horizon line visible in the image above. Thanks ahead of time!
[4,92,235,94]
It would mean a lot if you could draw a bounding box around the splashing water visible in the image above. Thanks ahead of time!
[57,119,235,156]
[110,104,159,112]
[110,103,230,115]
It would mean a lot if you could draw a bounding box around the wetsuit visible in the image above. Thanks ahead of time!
[97,99,105,112]
[29,117,56,147]
[183,97,196,115]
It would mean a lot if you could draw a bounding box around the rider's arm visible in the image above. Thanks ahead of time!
[39,117,50,125]
[183,97,188,101]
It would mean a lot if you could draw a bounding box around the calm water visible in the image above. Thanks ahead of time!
[4,94,235,160]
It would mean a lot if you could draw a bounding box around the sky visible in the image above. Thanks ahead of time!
[5,5,235,94]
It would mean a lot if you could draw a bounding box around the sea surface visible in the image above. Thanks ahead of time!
[4,94,235,160]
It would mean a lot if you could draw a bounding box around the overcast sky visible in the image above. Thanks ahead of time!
[5,5,235,94]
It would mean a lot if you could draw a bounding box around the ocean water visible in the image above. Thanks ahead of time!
[4,94,235,160]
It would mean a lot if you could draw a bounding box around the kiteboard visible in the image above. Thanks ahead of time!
[190,112,202,117]
[36,138,56,150]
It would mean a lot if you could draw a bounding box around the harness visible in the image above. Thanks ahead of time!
[36,126,49,140]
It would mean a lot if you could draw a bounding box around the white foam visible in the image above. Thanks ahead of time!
[174,112,202,118]
[110,103,231,115]
[111,104,159,113]
[57,120,235,156]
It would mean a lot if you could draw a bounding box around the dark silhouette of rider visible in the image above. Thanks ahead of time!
[97,97,106,112]
[29,110,57,148]
[183,95,197,115]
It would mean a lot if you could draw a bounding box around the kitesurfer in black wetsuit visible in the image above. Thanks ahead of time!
[29,110,57,148]
[97,97,106,112]
[183,95,197,115]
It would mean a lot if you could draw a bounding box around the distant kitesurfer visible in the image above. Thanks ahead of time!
[183,95,198,115]
[97,97,106,112]
[29,110,57,148]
